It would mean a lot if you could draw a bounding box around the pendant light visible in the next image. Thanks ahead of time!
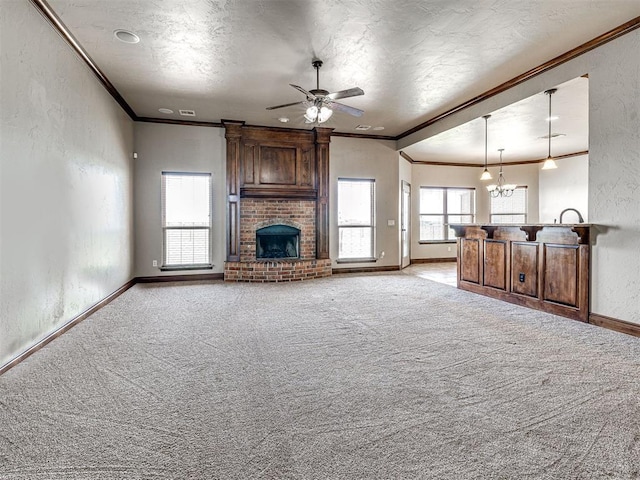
[487,149,516,197]
[542,88,558,170]
[480,114,493,180]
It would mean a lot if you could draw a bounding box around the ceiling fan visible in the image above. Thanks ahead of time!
[266,59,364,123]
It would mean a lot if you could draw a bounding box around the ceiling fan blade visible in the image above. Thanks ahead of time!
[290,84,315,99]
[266,100,304,111]
[327,101,364,117]
[326,87,364,101]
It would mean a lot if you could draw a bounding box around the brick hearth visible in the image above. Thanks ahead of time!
[224,198,332,282]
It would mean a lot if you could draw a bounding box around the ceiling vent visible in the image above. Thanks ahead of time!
[355,125,371,131]
[179,109,196,117]
[539,133,566,139]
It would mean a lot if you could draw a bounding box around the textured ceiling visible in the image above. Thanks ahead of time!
[44,0,640,158]
[403,76,589,164]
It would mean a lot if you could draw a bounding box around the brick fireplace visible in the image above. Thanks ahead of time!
[223,122,332,282]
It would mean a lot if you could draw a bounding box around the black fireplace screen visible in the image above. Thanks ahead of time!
[256,225,300,259]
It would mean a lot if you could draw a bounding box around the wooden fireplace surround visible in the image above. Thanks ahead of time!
[223,121,332,281]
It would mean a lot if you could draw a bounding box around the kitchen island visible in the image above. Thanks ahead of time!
[450,224,592,322]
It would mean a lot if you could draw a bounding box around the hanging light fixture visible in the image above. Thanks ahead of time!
[487,149,516,197]
[480,114,493,180]
[542,88,558,170]
[304,103,333,123]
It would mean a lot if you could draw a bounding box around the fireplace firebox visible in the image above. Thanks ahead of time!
[256,225,300,259]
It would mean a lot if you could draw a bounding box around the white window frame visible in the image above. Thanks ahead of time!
[161,171,212,270]
[337,178,376,262]
[490,186,528,224]
[419,187,476,243]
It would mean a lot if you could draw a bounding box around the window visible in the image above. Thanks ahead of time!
[161,172,212,268]
[490,186,527,224]
[338,178,375,260]
[420,187,475,242]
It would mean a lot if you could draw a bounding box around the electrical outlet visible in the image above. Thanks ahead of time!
[447,246,452,252]
[519,272,525,282]
[153,260,158,267]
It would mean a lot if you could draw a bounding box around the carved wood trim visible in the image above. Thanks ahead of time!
[239,187,317,200]
[314,127,332,260]
[224,121,244,261]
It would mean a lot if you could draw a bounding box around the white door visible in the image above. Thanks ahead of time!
[401,181,411,268]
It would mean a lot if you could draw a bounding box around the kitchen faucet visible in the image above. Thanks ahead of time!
[559,208,584,224]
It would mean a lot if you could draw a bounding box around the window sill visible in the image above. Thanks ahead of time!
[418,240,456,245]
[160,264,213,272]
[336,257,377,264]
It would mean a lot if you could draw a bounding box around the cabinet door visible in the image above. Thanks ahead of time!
[511,242,539,297]
[484,240,507,290]
[460,238,480,284]
[543,244,579,307]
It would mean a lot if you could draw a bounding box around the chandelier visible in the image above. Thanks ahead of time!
[542,88,558,170]
[487,149,516,197]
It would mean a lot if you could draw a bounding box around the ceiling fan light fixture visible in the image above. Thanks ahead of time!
[318,106,333,122]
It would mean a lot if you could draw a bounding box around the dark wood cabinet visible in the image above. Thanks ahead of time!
[451,224,591,322]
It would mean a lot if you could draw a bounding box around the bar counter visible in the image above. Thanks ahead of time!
[450,224,593,322]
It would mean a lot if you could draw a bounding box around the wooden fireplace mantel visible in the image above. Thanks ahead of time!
[223,121,332,262]
[451,224,593,322]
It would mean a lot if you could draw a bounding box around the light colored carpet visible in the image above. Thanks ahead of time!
[1,272,639,479]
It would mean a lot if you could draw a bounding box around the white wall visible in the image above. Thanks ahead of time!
[539,155,589,224]
[409,163,540,259]
[0,2,134,367]
[399,28,640,324]
[330,137,400,269]
[587,31,640,323]
[133,123,226,277]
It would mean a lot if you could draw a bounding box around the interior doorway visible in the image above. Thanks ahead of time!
[401,181,411,269]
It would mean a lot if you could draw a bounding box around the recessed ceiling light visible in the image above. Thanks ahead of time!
[372,126,385,131]
[158,108,173,114]
[114,29,140,44]
[278,117,290,123]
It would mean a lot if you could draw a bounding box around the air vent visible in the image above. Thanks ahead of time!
[539,133,566,139]
[179,109,196,117]
[355,125,371,131]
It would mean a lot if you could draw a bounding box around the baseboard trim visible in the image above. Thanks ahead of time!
[333,265,401,274]
[0,279,136,376]
[135,273,224,283]
[589,313,640,338]
[411,257,457,264]
[4,273,636,376]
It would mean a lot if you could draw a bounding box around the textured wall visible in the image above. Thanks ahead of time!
[0,2,134,366]
[330,137,400,269]
[133,122,226,277]
[409,163,540,260]
[587,31,640,323]
[538,155,589,224]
